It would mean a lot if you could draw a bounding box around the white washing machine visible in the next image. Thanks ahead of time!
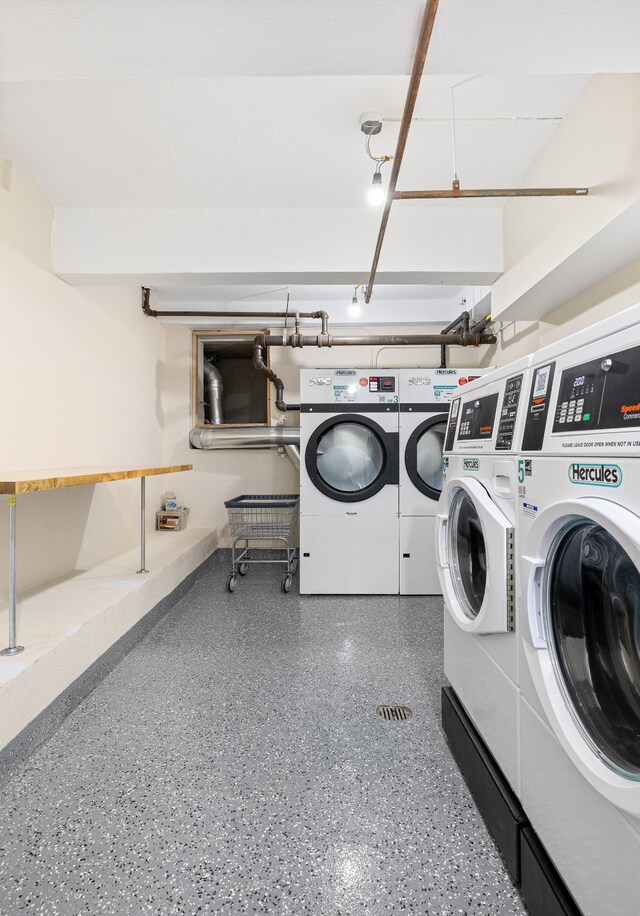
[518,304,640,916]
[299,368,399,594]
[437,356,532,793]
[398,367,488,595]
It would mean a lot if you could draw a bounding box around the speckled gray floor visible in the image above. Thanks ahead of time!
[0,553,527,915]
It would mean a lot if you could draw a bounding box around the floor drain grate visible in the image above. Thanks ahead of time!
[376,704,413,722]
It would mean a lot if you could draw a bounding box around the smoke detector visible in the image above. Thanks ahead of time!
[359,111,383,135]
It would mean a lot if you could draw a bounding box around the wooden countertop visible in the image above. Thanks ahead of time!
[0,465,193,494]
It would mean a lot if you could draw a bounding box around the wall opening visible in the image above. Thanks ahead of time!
[192,330,271,429]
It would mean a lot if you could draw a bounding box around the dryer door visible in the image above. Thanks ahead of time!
[404,413,448,500]
[436,476,514,634]
[522,497,640,815]
[304,414,398,503]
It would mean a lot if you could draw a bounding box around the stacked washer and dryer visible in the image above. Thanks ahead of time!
[517,304,640,916]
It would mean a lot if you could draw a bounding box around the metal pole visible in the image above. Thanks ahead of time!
[137,477,149,574]
[365,0,441,303]
[394,186,589,199]
[1,495,24,656]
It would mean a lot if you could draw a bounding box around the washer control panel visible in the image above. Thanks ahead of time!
[552,342,640,433]
[457,392,499,441]
[496,373,523,450]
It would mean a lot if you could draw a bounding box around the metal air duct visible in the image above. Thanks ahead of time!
[202,360,224,425]
[190,426,300,451]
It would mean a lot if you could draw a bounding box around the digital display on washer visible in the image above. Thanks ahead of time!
[552,342,640,432]
[369,376,396,393]
[457,392,499,441]
[522,362,556,451]
[496,373,523,450]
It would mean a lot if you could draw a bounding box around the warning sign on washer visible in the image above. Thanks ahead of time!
[522,501,538,519]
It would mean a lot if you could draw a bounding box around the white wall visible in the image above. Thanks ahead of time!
[0,166,170,596]
[486,74,640,367]
[163,323,488,545]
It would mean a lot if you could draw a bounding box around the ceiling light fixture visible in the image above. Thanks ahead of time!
[349,284,365,316]
[368,172,385,206]
[360,112,393,207]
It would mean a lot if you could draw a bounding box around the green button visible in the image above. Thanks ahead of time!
[583,413,591,421]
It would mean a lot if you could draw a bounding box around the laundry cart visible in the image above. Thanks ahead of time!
[224,494,299,593]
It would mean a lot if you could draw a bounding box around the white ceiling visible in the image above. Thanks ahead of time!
[1,0,637,319]
[0,74,590,208]
[1,1,639,80]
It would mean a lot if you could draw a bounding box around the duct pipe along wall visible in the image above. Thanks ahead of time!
[202,360,224,424]
[190,426,300,450]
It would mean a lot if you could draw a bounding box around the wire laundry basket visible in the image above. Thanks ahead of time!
[223,494,299,593]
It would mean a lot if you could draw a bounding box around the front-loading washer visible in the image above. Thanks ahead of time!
[437,356,532,794]
[398,366,489,595]
[299,368,399,594]
[517,303,640,916]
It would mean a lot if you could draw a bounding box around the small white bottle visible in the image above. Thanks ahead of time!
[162,490,178,510]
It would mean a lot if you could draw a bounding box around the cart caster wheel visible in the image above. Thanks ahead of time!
[227,574,237,593]
[290,558,299,575]
[281,574,293,593]
[238,562,249,576]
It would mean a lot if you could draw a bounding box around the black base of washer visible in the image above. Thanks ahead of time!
[441,686,583,915]
[520,827,582,916]
[441,686,526,883]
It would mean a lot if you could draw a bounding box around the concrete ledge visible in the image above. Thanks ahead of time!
[0,528,216,772]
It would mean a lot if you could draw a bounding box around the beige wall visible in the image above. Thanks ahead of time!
[0,167,169,595]
[484,255,640,368]
[0,161,53,271]
[164,324,488,545]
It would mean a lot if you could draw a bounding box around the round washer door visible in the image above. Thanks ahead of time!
[404,413,448,500]
[523,497,640,814]
[304,414,397,502]
[436,476,513,634]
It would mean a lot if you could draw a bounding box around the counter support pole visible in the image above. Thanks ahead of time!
[1,496,24,656]
[137,477,149,574]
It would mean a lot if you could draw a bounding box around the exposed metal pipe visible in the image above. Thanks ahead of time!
[202,359,224,425]
[441,310,470,336]
[190,426,300,450]
[365,0,440,304]
[253,328,497,413]
[439,344,447,369]
[394,185,589,200]
[364,0,589,304]
[142,287,329,332]
[471,313,493,334]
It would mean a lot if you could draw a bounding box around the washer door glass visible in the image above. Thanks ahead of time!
[448,488,487,619]
[316,422,385,493]
[416,421,447,494]
[545,519,640,779]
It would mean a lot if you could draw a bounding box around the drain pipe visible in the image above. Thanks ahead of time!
[441,310,471,337]
[202,360,224,424]
[142,287,329,332]
[253,328,497,413]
